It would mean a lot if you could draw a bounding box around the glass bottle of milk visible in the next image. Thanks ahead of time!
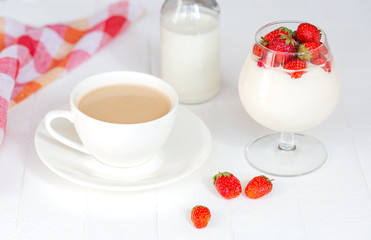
[160,0,220,104]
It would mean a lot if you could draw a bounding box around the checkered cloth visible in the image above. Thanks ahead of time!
[0,0,144,146]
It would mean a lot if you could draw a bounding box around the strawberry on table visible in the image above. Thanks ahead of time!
[283,57,307,79]
[245,175,273,199]
[191,205,211,229]
[296,23,321,43]
[213,172,242,199]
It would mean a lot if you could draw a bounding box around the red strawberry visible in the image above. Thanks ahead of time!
[213,172,242,199]
[283,57,307,79]
[319,44,329,55]
[268,35,297,52]
[191,205,211,229]
[322,61,332,72]
[245,176,273,199]
[297,42,322,60]
[263,26,293,44]
[268,35,297,63]
[296,23,321,43]
[310,54,327,65]
[257,55,280,68]
[253,43,266,57]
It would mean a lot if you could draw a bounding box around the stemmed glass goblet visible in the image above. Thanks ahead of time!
[238,21,340,177]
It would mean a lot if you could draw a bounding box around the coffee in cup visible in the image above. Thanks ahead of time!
[78,84,171,124]
[44,71,178,168]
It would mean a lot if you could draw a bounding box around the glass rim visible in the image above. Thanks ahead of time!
[254,20,329,56]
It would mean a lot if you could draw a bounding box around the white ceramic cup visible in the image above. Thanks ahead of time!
[44,71,178,168]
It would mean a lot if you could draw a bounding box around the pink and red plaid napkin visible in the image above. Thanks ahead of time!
[0,1,144,146]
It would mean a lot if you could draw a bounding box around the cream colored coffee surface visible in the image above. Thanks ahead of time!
[78,84,171,124]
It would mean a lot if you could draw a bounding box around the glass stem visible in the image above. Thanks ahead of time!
[278,132,296,151]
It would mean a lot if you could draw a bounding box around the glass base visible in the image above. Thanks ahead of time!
[246,133,327,177]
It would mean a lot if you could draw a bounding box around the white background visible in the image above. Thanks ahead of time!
[0,0,371,239]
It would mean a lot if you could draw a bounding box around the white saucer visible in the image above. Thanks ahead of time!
[34,105,212,191]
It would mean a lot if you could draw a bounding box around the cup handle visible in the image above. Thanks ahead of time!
[44,110,90,155]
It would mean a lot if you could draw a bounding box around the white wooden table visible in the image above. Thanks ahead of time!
[1,0,371,239]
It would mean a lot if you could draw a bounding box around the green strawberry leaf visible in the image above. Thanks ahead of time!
[260,37,269,46]
[298,52,312,61]
[278,26,293,36]
[213,171,231,185]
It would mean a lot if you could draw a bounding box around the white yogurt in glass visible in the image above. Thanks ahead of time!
[161,9,220,104]
[239,53,340,132]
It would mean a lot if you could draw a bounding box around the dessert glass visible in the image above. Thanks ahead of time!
[238,21,340,176]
